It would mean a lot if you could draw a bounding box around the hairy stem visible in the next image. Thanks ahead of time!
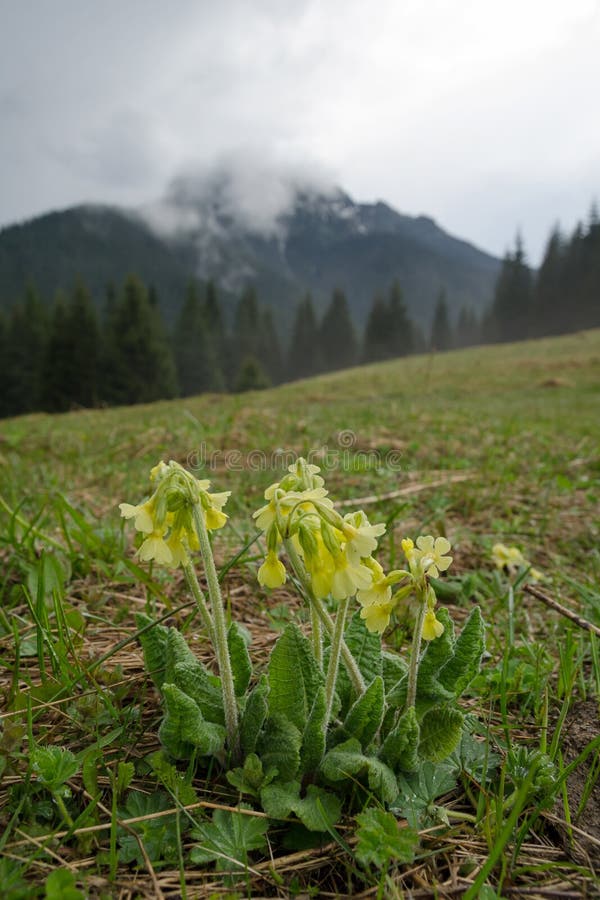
[183,563,215,643]
[406,586,428,710]
[193,507,240,762]
[324,596,350,722]
[311,603,323,668]
[284,538,365,695]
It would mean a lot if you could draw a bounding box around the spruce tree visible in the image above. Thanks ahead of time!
[174,281,217,396]
[258,308,284,384]
[4,284,47,415]
[203,280,227,389]
[40,293,72,412]
[288,293,321,379]
[533,226,565,336]
[491,235,533,342]
[103,274,178,405]
[387,280,414,356]
[319,288,358,372]
[67,280,99,407]
[363,293,389,362]
[430,290,453,351]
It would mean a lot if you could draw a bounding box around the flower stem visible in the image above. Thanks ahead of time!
[311,604,323,668]
[193,506,240,762]
[284,538,365,695]
[183,563,215,643]
[406,586,428,710]
[324,596,350,722]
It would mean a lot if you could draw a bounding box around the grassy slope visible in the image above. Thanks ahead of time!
[0,330,599,897]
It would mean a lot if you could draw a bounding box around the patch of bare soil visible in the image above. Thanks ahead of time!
[552,699,600,876]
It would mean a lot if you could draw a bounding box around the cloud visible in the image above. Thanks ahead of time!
[141,147,338,239]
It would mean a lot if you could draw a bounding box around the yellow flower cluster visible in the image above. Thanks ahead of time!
[492,543,542,580]
[253,459,386,600]
[119,460,230,568]
[359,534,452,639]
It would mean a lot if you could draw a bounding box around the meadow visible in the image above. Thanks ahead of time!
[0,329,599,898]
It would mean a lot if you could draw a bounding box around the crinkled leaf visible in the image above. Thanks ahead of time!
[228,622,252,696]
[116,761,135,798]
[394,761,458,828]
[164,628,198,685]
[438,606,485,696]
[419,706,464,762]
[320,738,397,804]
[300,686,327,775]
[380,706,420,773]
[268,624,324,731]
[240,675,269,755]
[355,807,419,868]
[226,753,277,798]
[31,746,79,793]
[135,613,169,690]
[172,661,224,724]
[256,713,302,781]
[260,780,341,831]
[190,807,268,871]
[335,676,384,750]
[335,612,382,715]
[382,651,409,694]
[159,683,226,759]
[448,729,500,782]
[118,791,178,867]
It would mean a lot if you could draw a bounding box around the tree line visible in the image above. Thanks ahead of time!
[1,202,598,418]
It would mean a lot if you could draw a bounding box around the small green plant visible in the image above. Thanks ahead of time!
[120,457,486,855]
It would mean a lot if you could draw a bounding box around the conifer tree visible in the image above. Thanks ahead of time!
[4,283,47,415]
[533,226,565,336]
[319,288,358,371]
[288,293,322,379]
[174,281,219,396]
[491,235,533,342]
[258,308,284,384]
[203,280,228,389]
[363,293,389,362]
[68,280,99,407]
[387,280,414,356]
[103,274,178,405]
[40,292,72,412]
[430,290,453,351]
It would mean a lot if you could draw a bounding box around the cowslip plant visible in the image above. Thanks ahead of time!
[121,457,486,840]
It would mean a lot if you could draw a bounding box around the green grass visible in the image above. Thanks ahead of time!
[0,330,599,897]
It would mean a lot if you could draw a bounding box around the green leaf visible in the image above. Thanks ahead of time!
[159,683,226,759]
[164,628,198,685]
[335,612,382,715]
[382,651,409,694]
[31,745,79,793]
[226,753,277,798]
[172,660,224,724]
[116,761,135,798]
[148,750,199,806]
[419,707,464,762]
[380,706,420,773]
[355,807,419,868]
[240,675,269,755]
[260,780,342,832]
[228,622,252,696]
[300,686,327,775]
[438,606,485,696]
[44,869,85,900]
[135,613,169,690]
[320,738,397,804]
[336,676,384,749]
[190,807,268,871]
[256,714,302,781]
[268,624,324,731]
[394,761,458,828]
[118,791,178,867]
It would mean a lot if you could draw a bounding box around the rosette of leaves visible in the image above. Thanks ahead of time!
[136,606,484,831]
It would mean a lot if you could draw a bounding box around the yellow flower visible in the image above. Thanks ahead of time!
[331,551,373,601]
[138,531,173,565]
[258,551,287,588]
[118,501,155,534]
[165,532,189,568]
[342,511,386,563]
[491,543,526,571]
[401,538,415,558]
[360,597,397,634]
[357,560,393,607]
[205,507,228,531]
[422,609,445,641]
[414,535,452,578]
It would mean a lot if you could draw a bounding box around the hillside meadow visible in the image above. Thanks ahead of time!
[0,330,599,898]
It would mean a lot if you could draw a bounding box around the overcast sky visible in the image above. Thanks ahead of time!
[1,0,599,263]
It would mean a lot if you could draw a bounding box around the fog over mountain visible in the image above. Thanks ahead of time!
[0,160,501,332]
